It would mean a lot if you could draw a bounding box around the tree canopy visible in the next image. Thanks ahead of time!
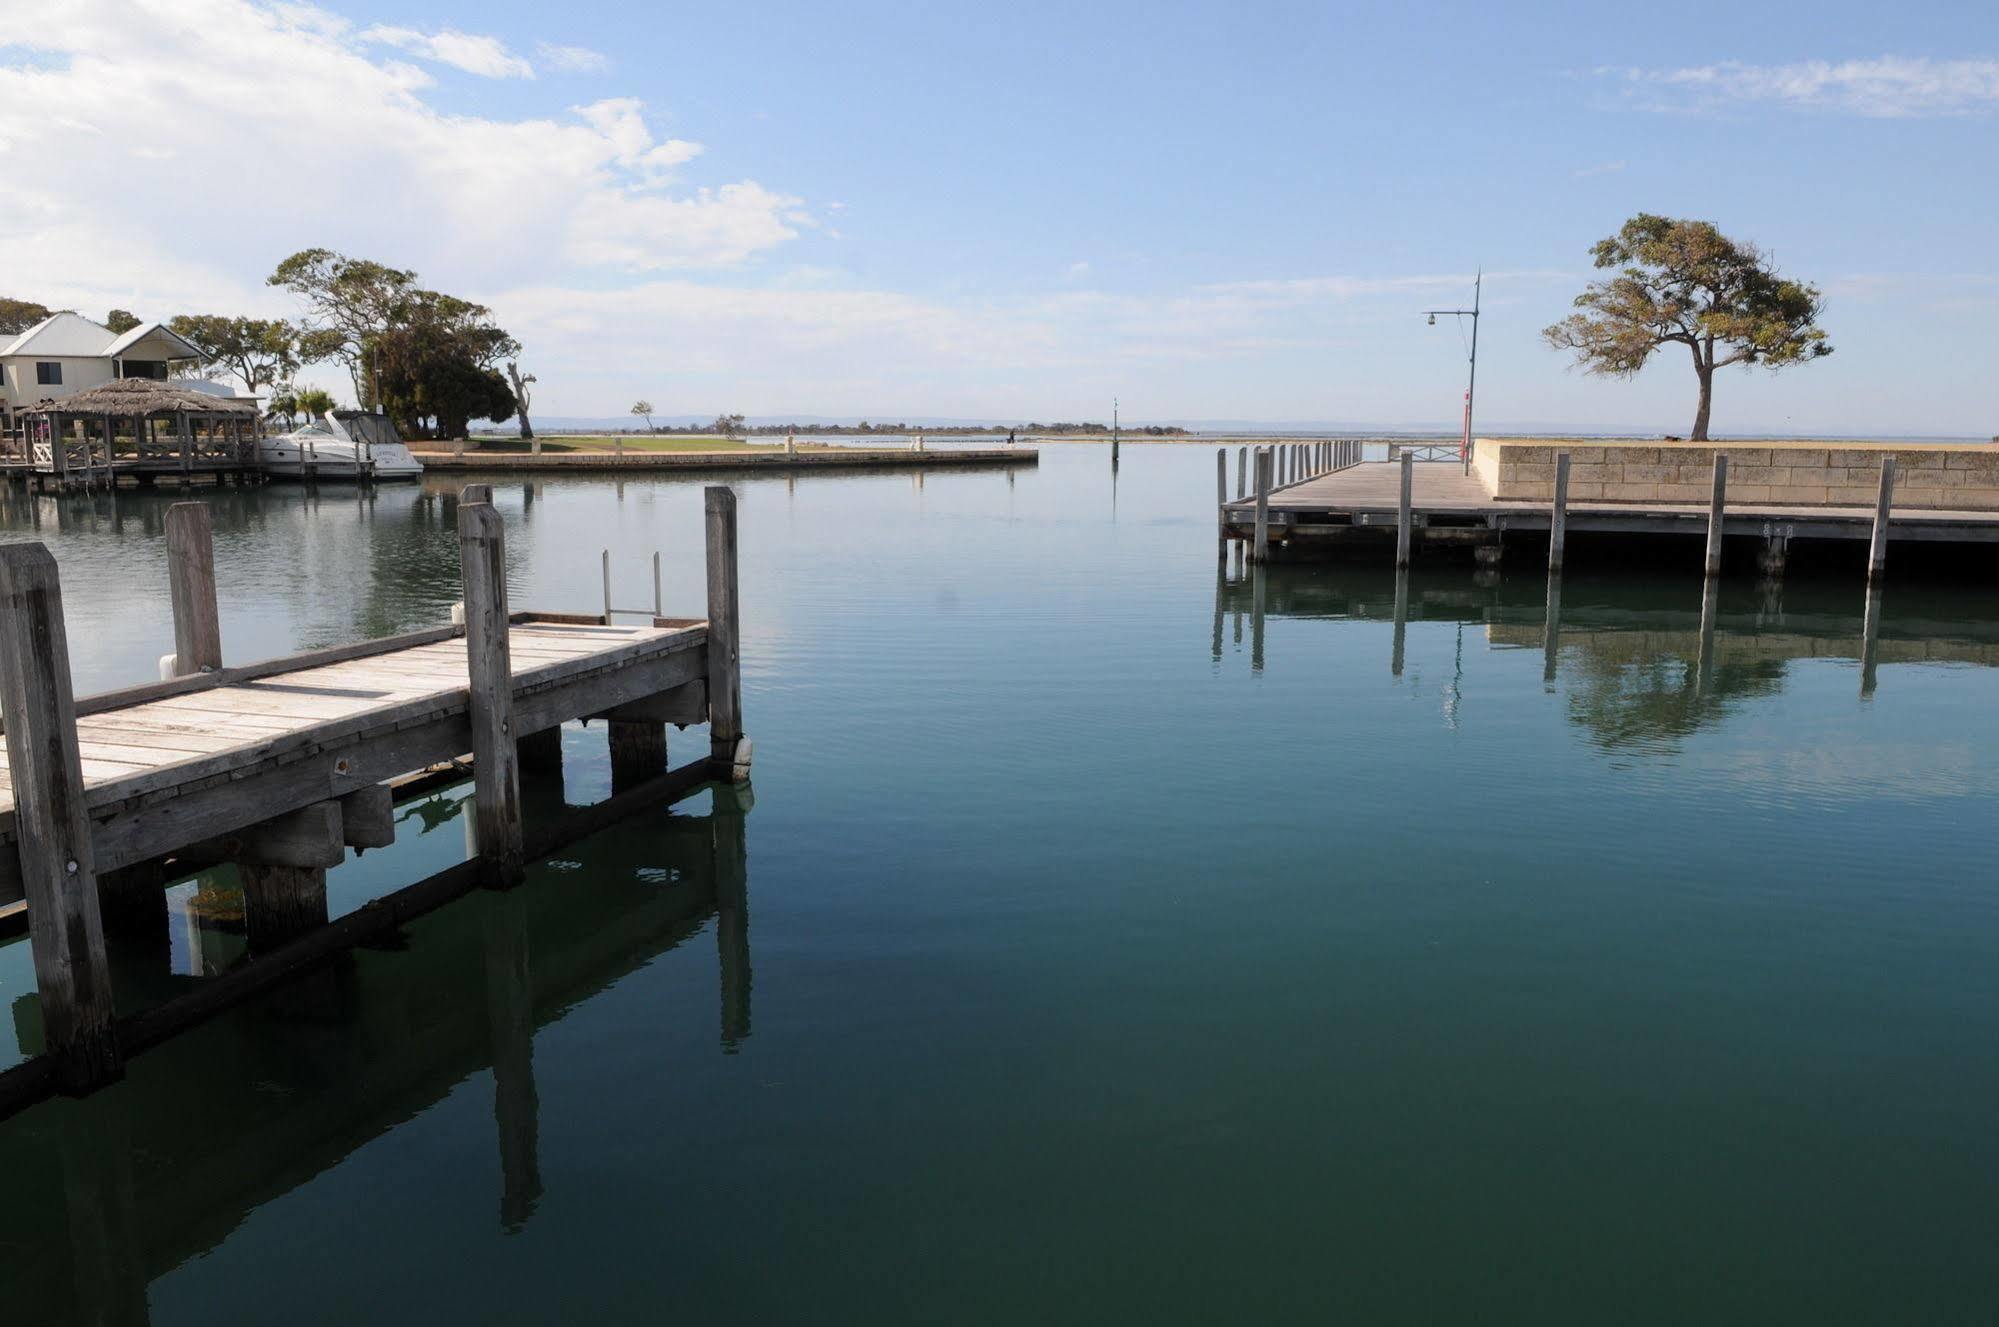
[1543,214,1831,440]
[0,298,53,335]
[268,248,522,439]
[169,314,341,398]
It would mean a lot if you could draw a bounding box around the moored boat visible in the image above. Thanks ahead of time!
[259,410,423,481]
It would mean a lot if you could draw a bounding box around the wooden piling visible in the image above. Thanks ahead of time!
[164,502,223,675]
[1705,454,1729,578]
[1215,449,1228,558]
[1236,446,1247,500]
[1395,451,1413,569]
[1869,456,1896,581]
[458,499,524,886]
[1252,448,1271,563]
[1547,452,1571,574]
[517,726,563,774]
[608,720,668,793]
[705,486,747,781]
[0,544,120,1091]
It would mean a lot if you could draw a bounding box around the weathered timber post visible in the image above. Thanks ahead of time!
[459,496,524,886]
[608,719,667,792]
[0,544,120,1091]
[1216,448,1228,558]
[1236,446,1247,500]
[164,502,222,675]
[1548,452,1571,575]
[1868,456,1896,582]
[1395,450,1414,569]
[705,485,749,781]
[1705,454,1729,578]
[1252,448,1271,564]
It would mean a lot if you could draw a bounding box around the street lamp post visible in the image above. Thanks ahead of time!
[1423,270,1482,475]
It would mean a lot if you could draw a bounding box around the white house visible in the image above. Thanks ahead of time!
[0,313,209,428]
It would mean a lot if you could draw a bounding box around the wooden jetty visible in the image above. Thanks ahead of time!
[1219,441,1999,578]
[0,483,749,1114]
[5,380,266,493]
[413,444,1038,475]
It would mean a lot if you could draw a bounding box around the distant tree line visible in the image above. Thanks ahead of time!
[619,414,1187,437]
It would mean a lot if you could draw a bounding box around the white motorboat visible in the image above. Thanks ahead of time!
[259,410,423,482]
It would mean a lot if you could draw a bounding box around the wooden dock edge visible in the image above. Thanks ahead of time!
[0,758,721,1123]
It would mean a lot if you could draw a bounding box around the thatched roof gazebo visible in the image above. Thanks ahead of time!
[19,379,261,487]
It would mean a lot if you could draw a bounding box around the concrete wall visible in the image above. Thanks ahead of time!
[1473,439,1999,511]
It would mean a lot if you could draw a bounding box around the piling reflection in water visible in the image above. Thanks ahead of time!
[1210,559,1999,749]
[0,785,755,1321]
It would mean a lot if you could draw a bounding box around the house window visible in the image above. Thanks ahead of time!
[35,362,61,386]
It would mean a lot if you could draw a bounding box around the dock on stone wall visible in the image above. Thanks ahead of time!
[0,483,750,1116]
[1218,438,1999,579]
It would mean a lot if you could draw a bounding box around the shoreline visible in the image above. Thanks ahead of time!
[412,446,1039,474]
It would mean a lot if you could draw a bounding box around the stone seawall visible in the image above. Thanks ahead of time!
[1472,439,1999,510]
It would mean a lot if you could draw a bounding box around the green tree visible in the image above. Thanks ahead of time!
[1543,215,1832,441]
[169,314,336,397]
[104,309,140,334]
[711,412,746,436]
[0,298,53,335]
[269,249,419,406]
[631,399,655,431]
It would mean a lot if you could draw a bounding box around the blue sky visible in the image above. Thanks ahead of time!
[2,0,1994,433]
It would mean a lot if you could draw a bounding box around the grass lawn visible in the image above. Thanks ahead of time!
[457,434,833,454]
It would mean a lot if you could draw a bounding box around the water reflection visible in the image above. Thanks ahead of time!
[0,787,754,1320]
[1211,560,1999,750]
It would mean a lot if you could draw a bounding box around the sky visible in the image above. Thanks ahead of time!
[1,0,1994,434]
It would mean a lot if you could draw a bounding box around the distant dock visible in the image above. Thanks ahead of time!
[1220,438,1999,578]
[414,445,1038,475]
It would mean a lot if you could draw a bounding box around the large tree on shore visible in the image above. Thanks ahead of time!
[268,249,419,407]
[1543,214,1832,441]
[169,314,341,397]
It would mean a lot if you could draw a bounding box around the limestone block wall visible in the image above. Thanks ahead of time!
[1472,439,1999,510]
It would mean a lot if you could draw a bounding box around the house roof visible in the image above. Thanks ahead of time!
[0,313,206,361]
[0,311,115,358]
[103,320,205,361]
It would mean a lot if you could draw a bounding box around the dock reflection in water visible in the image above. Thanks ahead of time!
[0,784,753,1322]
[1212,558,1999,747]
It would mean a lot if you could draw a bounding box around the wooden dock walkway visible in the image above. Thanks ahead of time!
[1218,443,1999,576]
[0,483,749,1112]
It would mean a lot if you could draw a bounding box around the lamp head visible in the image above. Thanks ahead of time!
[1427,312,1436,326]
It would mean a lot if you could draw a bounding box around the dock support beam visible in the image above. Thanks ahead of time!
[1215,448,1228,560]
[0,544,120,1092]
[459,494,525,886]
[517,726,563,775]
[1395,451,1413,569]
[609,721,668,793]
[1705,454,1729,578]
[1252,448,1271,564]
[1548,452,1570,575]
[705,486,749,781]
[165,502,222,675]
[1869,457,1896,582]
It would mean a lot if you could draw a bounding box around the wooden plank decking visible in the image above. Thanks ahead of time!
[0,615,707,900]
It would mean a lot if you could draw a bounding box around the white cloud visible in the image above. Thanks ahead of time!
[1573,159,1626,177]
[1066,261,1091,277]
[360,24,534,79]
[1607,57,1999,118]
[0,0,805,317]
[536,41,609,74]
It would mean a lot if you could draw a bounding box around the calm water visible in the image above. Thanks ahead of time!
[3,446,1998,1323]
